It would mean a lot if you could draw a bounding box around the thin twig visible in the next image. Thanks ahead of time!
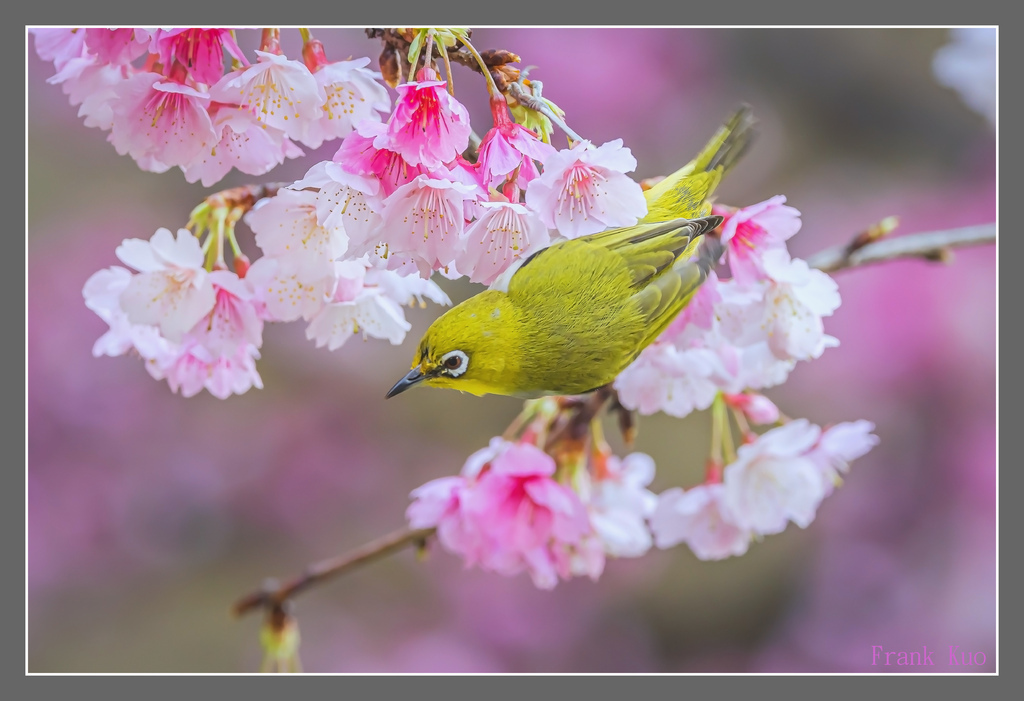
[233,527,434,618]
[807,224,995,273]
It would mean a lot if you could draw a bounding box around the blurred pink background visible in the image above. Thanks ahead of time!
[27,28,996,672]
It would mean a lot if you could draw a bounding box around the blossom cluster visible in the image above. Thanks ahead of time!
[83,225,447,398]
[31,28,390,185]
[408,400,877,587]
[45,28,658,397]
[614,195,841,419]
[297,66,646,284]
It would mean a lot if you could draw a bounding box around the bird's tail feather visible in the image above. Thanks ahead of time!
[640,105,757,223]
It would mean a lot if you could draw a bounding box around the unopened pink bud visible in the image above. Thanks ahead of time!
[302,39,328,72]
[233,254,250,278]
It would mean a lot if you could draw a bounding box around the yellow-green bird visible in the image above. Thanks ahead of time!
[386,107,755,399]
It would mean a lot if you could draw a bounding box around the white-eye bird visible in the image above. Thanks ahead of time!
[387,107,755,399]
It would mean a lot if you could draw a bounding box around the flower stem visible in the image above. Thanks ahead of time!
[460,36,499,97]
[437,40,455,95]
[712,393,737,465]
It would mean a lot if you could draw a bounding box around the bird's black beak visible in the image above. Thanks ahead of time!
[386,366,428,398]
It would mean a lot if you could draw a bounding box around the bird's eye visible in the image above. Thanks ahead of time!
[439,350,469,377]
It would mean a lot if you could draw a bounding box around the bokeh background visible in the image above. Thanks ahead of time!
[27,28,996,673]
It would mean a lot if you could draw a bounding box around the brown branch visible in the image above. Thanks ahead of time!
[366,28,522,92]
[807,223,995,273]
[233,527,435,618]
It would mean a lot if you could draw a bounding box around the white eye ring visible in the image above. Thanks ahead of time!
[440,350,469,377]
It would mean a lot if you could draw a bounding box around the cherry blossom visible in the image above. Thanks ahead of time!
[108,72,218,170]
[114,228,216,343]
[182,106,304,187]
[455,200,550,285]
[379,176,479,272]
[585,452,659,558]
[933,27,997,126]
[335,120,428,198]
[525,139,647,239]
[759,250,841,361]
[716,196,802,287]
[295,57,391,149]
[650,484,752,560]
[614,343,722,418]
[152,29,245,86]
[245,257,330,323]
[46,55,125,131]
[288,161,384,258]
[209,50,325,140]
[383,70,472,169]
[82,265,166,359]
[476,99,556,189]
[407,439,596,589]
[154,340,264,400]
[83,28,151,66]
[722,419,828,535]
[187,270,263,357]
[30,28,87,71]
[245,188,348,283]
[723,392,780,425]
[807,420,879,496]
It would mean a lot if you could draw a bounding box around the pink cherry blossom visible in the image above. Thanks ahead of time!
[650,484,752,560]
[722,419,827,535]
[46,55,125,130]
[379,176,478,271]
[407,439,596,590]
[209,50,325,140]
[456,200,550,285]
[525,139,647,239]
[585,452,658,557]
[716,196,802,287]
[154,340,263,400]
[808,420,879,496]
[186,270,263,357]
[84,28,151,66]
[336,120,428,198]
[114,228,216,343]
[706,335,797,394]
[614,342,721,418]
[31,28,87,70]
[109,72,218,170]
[723,392,780,425]
[476,99,556,189]
[245,257,329,323]
[661,270,721,340]
[289,161,384,258]
[305,289,411,349]
[305,261,413,349]
[295,57,391,149]
[245,188,348,283]
[759,249,841,361]
[364,264,450,308]
[182,106,304,187]
[82,265,165,358]
[383,71,472,168]
[152,29,246,86]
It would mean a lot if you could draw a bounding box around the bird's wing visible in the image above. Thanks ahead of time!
[580,216,721,289]
[631,230,725,344]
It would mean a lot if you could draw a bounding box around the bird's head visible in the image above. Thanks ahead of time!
[385,291,520,398]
